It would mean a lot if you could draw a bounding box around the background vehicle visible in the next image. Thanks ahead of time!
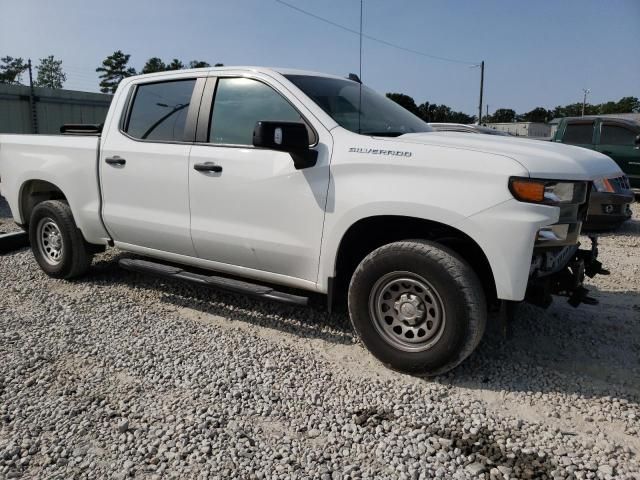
[553,117,640,193]
[428,123,512,136]
[0,67,620,375]
[435,122,634,230]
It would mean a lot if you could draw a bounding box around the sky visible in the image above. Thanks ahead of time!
[2,0,639,116]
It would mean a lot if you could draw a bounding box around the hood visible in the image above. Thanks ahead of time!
[392,132,623,181]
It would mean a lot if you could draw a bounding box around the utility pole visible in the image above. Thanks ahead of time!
[478,60,484,125]
[486,105,489,122]
[27,59,39,134]
[581,88,591,117]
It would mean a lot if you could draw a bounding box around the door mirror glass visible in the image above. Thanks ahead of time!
[253,121,309,150]
[253,121,317,169]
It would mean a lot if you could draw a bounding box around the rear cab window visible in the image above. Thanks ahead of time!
[123,79,196,142]
[599,124,636,146]
[562,122,594,145]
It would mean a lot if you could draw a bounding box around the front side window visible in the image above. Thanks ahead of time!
[209,78,305,145]
[600,124,636,146]
[124,79,196,141]
[285,74,432,136]
[563,122,594,144]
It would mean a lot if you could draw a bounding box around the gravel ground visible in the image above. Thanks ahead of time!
[1,196,639,479]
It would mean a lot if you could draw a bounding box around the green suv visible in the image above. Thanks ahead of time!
[553,117,640,192]
[553,117,637,229]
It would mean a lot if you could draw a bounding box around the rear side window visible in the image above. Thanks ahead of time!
[125,79,196,141]
[563,123,594,144]
[209,78,305,145]
[600,124,636,146]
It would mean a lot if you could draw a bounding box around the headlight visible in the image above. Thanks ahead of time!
[592,177,615,193]
[509,177,587,206]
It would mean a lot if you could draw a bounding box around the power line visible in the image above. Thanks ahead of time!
[274,0,479,66]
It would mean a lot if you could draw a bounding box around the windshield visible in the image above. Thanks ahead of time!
[285,74,432,137]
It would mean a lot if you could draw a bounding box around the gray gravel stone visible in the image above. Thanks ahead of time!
[0,196,638,478]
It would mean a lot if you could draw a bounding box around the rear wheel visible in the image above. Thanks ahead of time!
[29,200,93,279]
[348,240,486,376]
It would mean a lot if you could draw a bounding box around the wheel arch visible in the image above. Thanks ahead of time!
[328,214,497,310]
[19,179,68,227]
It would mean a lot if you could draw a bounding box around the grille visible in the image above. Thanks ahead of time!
[609,175,631,192]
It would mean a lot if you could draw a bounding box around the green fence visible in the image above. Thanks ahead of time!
[0,84,112,134]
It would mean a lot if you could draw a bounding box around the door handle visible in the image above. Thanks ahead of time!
[601,150,612,155]
[105,156,126,166]
[194,162,223,173]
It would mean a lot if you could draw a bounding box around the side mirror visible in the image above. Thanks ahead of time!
[253,121,317,169]
[635,134,640,145]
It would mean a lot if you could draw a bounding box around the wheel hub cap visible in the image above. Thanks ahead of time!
[369,273,446,352]
[395,293,425,325]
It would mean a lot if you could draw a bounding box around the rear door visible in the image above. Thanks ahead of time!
[100,76,204,255]
[596,121,640,183]
[559,120,596,150]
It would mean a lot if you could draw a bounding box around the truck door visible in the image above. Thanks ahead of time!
[100,77,204,256]
[188,75,331,284]
[560,120,596,150]
[596,121,640,187]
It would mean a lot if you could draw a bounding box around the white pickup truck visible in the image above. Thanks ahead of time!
[0,67,621,375]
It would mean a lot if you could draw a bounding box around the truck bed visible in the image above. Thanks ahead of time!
[0,134,109,244]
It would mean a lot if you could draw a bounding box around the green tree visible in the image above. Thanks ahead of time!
[214,63,224,67]
[141,57,167,74]
[34,55,66,89]
[611,96,640,113]
[166,59,185,70]
[96,50,136,93]
[491,108,516,123]
[448,110,475,124]
[189,60,210,69]
[0,56,27,85]
[386,93,420,116]
[552,103,596,118]
[522,107,552,123]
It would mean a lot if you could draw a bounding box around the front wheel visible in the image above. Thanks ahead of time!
[29,200,93,279]
[348,240,486,376]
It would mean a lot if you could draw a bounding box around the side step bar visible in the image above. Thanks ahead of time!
[0,231,29,254]
[118,258,309,307]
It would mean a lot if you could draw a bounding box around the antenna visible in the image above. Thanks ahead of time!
[358,0,363,134]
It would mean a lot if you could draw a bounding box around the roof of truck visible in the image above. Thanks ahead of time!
[125,66,352,83]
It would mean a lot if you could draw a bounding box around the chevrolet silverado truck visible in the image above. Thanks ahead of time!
[0,67,621,375]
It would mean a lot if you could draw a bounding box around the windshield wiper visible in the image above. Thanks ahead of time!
[360,131,406,137]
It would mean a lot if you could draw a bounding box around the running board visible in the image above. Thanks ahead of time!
[118,258,309,306]
[0,231,29,254]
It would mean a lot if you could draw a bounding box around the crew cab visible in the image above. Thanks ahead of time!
[0,67,622,375]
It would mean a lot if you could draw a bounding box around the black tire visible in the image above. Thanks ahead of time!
[348,240,486,376]
[29,200,93,279]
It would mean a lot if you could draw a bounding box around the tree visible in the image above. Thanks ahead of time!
[141,57,167,74]
[611,96,640,114]
[386,93,420,116]
[166,58,185,70]
[214,63,224,67]
[448,110,475,124]
[491,108,516,123]
[189,60,210,69]
[96,50,136,93]
[34,55,66,89]
[522,107,552,123]
[0,56,27,85]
